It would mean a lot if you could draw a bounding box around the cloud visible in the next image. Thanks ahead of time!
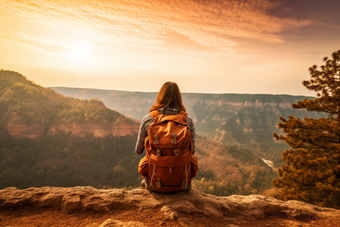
[0,0,312,49]
[0,32,68,52]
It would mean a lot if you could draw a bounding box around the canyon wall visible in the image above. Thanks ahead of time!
[48,119,139,138]
[5,117,44,139]
[5,117,139,139]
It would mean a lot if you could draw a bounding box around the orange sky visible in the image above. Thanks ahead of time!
[0,0,339,95]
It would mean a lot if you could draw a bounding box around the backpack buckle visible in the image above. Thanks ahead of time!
[156,149,161,157]
[172,133,177,144]
[174,149,179,156]
[154,134,160,145]
[156,178,161,188]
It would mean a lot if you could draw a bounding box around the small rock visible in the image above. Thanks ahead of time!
[203,206,224,217]
[287,209,313,220]
[160,206,178,221]
[61,195,81,213]
[97,204,110,212]
[99,219,146,227]
[224,218,239,225]
[169,201,199,214]
[84,203,95,211]
[283,220,303,227]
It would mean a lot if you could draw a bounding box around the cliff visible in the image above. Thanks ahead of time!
[0,70,139,139]
[0,187,339,227]
[48,118,139,138]
[5,117,138,138]
[5,116,45,139]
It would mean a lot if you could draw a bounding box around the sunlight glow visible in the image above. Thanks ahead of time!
[68,41,92,63]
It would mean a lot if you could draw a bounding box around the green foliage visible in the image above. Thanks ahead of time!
[195,169,215,181]
[0,133,142,189]
[193,135,277,196]
[0,130,277,194]
[273,50,340,209]
[192,178,242,195]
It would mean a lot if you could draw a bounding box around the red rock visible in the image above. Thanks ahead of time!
[48,120,139,138]
[1,186,340,226]
[5,117,44,138]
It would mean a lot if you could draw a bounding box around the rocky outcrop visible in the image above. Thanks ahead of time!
[111,119,139,137]
[48,119,139,138]
[99,219,146,227]
[48,122,113,137]
[1,187,339,226]
[5,117,139,139]
[221,101,292,109]
[5,117,44,138]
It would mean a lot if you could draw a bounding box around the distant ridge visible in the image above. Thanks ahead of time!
[51,86,315,99]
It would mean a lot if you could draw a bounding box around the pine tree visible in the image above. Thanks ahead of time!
[273,50,340,208]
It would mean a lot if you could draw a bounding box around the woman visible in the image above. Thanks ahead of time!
[135,82,197,191]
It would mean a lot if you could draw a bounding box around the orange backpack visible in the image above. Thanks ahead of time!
[143,110,198,192]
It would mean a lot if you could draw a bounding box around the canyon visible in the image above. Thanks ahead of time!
[52,87,325,162]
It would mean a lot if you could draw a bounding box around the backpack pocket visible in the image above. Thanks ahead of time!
[148,152,191,190]
[149,165,189,187]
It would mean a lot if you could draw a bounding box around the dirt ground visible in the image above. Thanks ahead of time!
[1,206,340,227]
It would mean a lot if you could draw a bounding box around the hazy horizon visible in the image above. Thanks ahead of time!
[50,85,316,97]
[1,0,340,96]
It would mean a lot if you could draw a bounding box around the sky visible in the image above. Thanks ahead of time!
[0,0,339,96]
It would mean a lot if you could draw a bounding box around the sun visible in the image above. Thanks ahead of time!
[68,41,92,63]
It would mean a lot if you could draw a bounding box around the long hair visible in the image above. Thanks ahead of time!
[149,82,186,113]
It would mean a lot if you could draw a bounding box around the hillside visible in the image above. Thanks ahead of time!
[193,135,276,195]
[0,134,141,189]
[52,87,325,165]
[1,186,340,227]
[0,70,139,139]
[0,70,140,189]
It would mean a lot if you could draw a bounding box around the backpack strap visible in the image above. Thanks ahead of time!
[149,110,160,118]
[150,109,187,118]
[179,110,188,118]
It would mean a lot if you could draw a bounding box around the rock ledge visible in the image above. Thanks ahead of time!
[1,187,339,226]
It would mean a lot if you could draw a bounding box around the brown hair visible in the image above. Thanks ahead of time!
[149,82,186,113]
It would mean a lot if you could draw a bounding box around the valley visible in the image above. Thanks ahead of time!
[52,87,325,165]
